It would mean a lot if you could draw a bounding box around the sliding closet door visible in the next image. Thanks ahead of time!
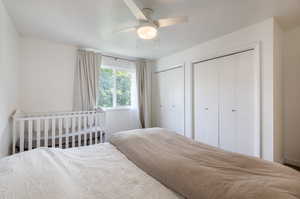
[168,67,185,135]
[218,55,238,153]
[219,50,255,156]
[163,71,173,131]
[154,67,185,135]
[194,60,219,147]
[235,51,256,156]
[156,72,167,128]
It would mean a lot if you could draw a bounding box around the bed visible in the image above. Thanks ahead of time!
[1,128,300,199]
[0,143,182,199]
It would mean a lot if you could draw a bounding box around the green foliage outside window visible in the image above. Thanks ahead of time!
[98,68,113,108]
[116,70,131,106]
[98,67,132,108]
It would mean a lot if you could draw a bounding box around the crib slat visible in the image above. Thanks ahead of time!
[59,118,63,148]
[94,114,98,144]
[65,118,69,148]
[99,114,104,143]
[89,115,93,145]
[78,116,82,147]
[52,119,56,148]
[92,114,95,144]
[28,120,33,150]
[36,119,41,148]
[88,115,92,145]
[72,117,76,148]
[19,120,25,152]
[99,114,103,143]
[96,113,99,143]
[100,131,103,143]
[12,119,16,154]
[97,113,102,143]
[44,119,49,147]
[84,116,87,146]
[95,131,98,144]
[98,114,101,143]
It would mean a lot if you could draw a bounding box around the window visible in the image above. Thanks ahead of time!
[98,67,134,109]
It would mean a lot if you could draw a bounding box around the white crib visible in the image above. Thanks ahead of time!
[12,110,106,154]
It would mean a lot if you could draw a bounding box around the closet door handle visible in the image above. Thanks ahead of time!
[204,108,209,110]
[232,109,237,112]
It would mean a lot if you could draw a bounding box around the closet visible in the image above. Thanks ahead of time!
[154,66,185,135]
[194,50,259,157]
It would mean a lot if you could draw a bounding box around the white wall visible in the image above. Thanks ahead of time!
[0,0,20,157]
[19,37,140,137]
[273,20,284,163]
[283,26,300,166]
[20,38,77,112]
[153,18,281,162]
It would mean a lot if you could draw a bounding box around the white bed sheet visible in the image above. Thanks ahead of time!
[0,143,183,199]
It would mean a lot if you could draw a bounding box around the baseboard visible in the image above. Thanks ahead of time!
[277,158,284,164]
[284,158,300,167]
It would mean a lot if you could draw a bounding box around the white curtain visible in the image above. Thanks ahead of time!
[136,61,152,128]
[73,50,102,111]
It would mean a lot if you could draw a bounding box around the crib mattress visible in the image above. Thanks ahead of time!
[0,143,183,199]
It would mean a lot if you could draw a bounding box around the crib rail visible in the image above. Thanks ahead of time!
[12,110,106,154]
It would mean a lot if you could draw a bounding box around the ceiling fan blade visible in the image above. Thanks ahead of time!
[114,27,137,34]
[156,16,188,28]
[119,27,137,33]
[123,0,148,21]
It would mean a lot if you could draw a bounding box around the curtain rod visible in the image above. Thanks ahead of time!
[79,47,141,62]
[102,54,137,63]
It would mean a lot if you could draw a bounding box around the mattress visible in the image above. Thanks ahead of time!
[0,143,183,199]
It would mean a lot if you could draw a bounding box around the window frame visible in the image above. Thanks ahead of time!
[98,65,135,110]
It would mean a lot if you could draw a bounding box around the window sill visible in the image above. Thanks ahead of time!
[102,107,132,112]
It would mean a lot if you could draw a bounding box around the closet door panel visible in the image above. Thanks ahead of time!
[219,51,255,156]
[235,51,255,156]
[162,72,170,129]
[158,70,171,130]
[157,72,166,128]
[194,60,219,147]
[219,55,237,153]
[169,68,185,134]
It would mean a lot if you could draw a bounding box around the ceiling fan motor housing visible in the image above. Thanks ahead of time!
[142,8,154,18]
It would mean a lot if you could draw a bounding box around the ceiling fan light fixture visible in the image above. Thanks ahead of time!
[137,25,157,40]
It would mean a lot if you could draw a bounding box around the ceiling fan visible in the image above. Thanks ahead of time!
[118,0,188,40]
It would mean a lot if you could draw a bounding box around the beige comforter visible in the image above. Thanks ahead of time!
[110,128,300,199]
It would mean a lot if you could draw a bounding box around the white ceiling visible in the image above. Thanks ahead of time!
[3,0,300,59]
